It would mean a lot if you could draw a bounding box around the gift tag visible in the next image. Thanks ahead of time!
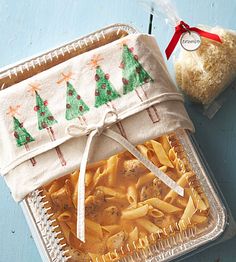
[180,31,201,51]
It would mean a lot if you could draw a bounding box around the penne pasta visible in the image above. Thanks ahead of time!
[93,167,107,187]
[65,179,73,196]
[151,140,174,168]
[86,160,106,171]
[201,194,210,209]
[148,207,164,218]
[168,148,177,164]
[136,173,155,189]
[175,158,186,175]
[128,226,139,246]
[43,132,210,259]
[102,225,122,235]
[138,143,160,166]
[69,170,79,186]
[158,135,171,154]
[164,172,195,203]
[159,165,168,173]
[178,196,196,231]
[186,188,208,211]
[57,210,72,222]
[96,186,126,199]
[127,185,138,206]
[106,231,125,250]
[107,155,119,186]
[85,171,93,187]
[121,204,149,220]
[136,144,150,158]
[121,220,135,234]
[142,197,182,213]
[136,218,162,234]
[71,178,78,208]
[105,196,129,206]
[176,197,188,208]
[191,214,208,224]
[85,195,94,206]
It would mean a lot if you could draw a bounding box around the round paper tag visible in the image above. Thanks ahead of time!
[180,31,201,51]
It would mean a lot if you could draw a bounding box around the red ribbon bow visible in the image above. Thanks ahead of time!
[165,20,222,59]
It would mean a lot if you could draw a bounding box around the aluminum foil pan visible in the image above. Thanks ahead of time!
[0,24,227,262]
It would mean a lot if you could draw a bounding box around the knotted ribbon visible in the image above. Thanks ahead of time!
[165,20,222,59]
[66,110,184,242]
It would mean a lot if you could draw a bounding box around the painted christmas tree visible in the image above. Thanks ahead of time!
[65,82,89,120]
[120,44,153,95]
[13,116,35,146]
[7,105,36,166]
[94,66,120,108]
[57,72,89,124]
[34,91,57,130]
[119,42,159,123]
[88,54,127,137]
[29,84,66,166]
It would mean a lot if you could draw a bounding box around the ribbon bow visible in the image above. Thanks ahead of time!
[66,110,184,242]
[165,20,222,59]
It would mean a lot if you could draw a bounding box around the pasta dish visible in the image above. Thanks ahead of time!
[41,133,210,261]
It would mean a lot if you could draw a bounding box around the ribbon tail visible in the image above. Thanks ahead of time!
[103,129,184,196]
[191,27,222,43]
[76,129,97,242]
[165,31,183,60]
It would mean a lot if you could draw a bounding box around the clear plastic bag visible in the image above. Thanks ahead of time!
[175,26,236,105]
[140,0,236,118]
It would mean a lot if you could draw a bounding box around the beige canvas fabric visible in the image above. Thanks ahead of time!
[0,33,194,201]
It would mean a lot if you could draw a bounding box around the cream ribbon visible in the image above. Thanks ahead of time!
[66,110,184,242]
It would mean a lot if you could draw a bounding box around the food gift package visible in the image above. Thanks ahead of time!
[143,0,236,117]
[0,24,234,262]
[173,24,236,117]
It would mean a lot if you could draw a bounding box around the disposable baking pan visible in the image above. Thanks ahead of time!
[0,24,227,262]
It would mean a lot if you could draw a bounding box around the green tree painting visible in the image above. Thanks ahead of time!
[121,44,153,95]
[65,81,89,120]
[34,91,57,130]
[29,84,66,167]
[7,105,36,166]
[88,54,126,137]
[94,66,120,108]
[13,116,35,146]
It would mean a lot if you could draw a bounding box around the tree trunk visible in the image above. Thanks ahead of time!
[107,102,127,138]
[135,88,160,123]
[24,144,37,166]
[47,127,66,166]
[78,116,87,126]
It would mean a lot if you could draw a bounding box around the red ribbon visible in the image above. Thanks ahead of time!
[165,21,222,59]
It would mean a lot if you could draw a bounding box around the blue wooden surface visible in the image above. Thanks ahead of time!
[0,1,236,261]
